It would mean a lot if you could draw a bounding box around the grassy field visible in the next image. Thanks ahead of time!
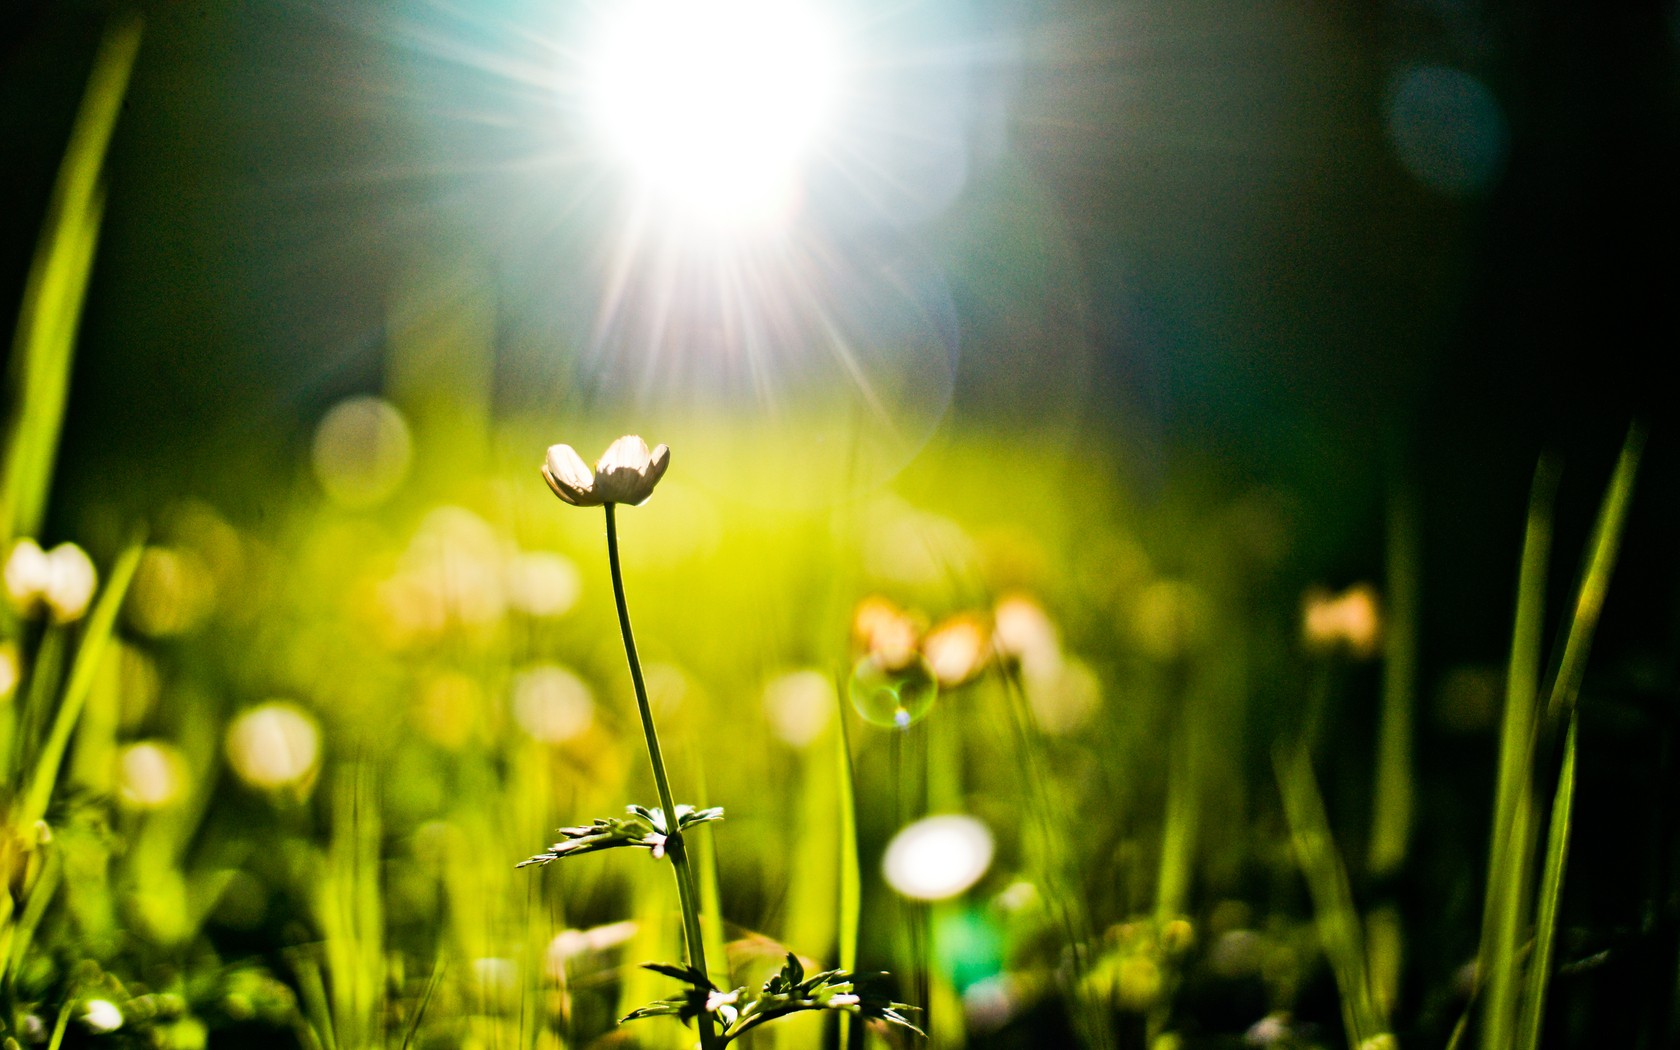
[2,11,1672,1050]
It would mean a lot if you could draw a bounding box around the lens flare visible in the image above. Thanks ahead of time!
[849,656,936,729]
[586,0,843,229]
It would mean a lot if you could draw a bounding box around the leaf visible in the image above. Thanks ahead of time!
[722,966,925,1042]
[642,961,713,987]
[516,803,724,867]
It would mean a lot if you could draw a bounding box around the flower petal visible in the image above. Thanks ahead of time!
[595,437,670,505]
[596,435,653,475]
[542,444,599,505]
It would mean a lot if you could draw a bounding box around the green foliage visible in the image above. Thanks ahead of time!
[622,952,925,1044]
[517,804,725,866]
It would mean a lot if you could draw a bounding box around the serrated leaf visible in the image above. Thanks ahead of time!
[642,961,713,988]
[517,803,725,867]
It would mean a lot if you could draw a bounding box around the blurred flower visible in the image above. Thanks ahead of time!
[3,539,49,608]
[643,662,696,716]
[542,436,670,507]
[1210,929,1264,977]
[1026,658,1102,735]
[505,551,581,617]
[311,396,413,508]
[1161,918,1196,955]
[81,999,123,1034]
[117,741,190,811]
[1244,1013,1293,1047]
[225,701,322,792]
[852,596,922,671]
[5,538,97,623]
[921,614,990,688]
[762,670,835,747]
[372,508,509,645]
[992,595,1062,680]
[546,920,638,976]
[1302,583,1382,658]
[512,663,596,744]
[127,546,216,636]
[882,814,994,901]
[963,975,1019,1033]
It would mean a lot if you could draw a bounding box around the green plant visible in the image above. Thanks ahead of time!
[520,436,922,1047]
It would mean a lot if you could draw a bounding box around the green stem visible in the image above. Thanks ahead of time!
[604,503,721,1050]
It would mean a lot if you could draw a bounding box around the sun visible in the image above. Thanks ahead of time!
[584,0,845,230]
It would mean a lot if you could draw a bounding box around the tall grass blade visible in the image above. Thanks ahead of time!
[835,676,861,1048]
[45,995,74,1050]
[1,13,143,545]
[3,836,62,989]
[1478,460,1557,1050]
[1275,743,1386,1049]
[401,953,448,1050]
[1516,714,1578,1050]
[1368,482,1418,878]
[1545,424,1645,720]
[690,759,729,989]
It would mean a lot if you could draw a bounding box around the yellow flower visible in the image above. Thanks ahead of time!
[920,613,990,688]
[541,436,671,507]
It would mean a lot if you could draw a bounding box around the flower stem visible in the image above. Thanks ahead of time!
[604,503,721,1050]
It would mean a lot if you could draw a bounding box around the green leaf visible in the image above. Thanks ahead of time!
[517,803,723,867]
[642,961,713,988]
[722,966,924,1043]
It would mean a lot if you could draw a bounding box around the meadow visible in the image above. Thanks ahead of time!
[3,7,1673,1050]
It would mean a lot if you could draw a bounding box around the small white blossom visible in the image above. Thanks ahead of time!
[705,988,741,1027]
[4,539,98,623]
[81,999,124,1033]
[542,436,670,507]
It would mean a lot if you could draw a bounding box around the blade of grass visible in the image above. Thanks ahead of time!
[1368,482,1417,878]
[292,951,340,1050]
[1274,743,1386,1049]
[401,952,448,1050]
[2,830,63,992]
[834,675,861,1050]
[1,13,143,546]
[690,758,729,991]
[1516,714,1578,1050]
[994,658,1110,1050]
[45,994,74,1050]
[1478,460,1557,1050]
[1545,423,1645,720]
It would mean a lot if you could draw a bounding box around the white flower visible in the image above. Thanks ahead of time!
[705,988,741,1026]
[4,539,97,623]
[81,999,124,1034]
[541,436,670,507]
